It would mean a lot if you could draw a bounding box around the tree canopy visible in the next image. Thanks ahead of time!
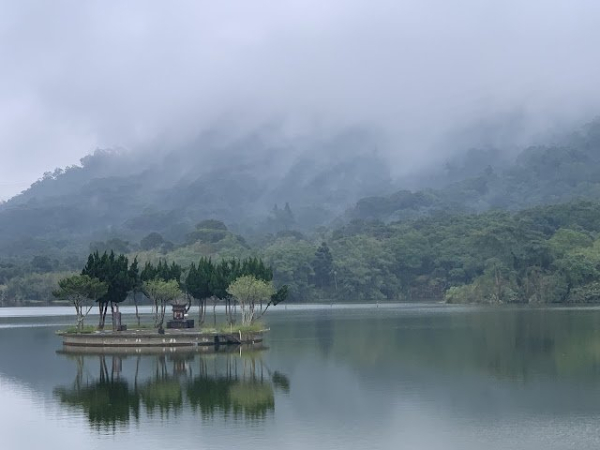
[227,275,275,326]
[53,274,108,330]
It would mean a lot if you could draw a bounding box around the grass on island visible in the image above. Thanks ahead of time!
[57,325,97,334]
[215,322,268,334]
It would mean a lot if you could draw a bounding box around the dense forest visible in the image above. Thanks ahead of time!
[0,127,394,257]
[4,121,600,305]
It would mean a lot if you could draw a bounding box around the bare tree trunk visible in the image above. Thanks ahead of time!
[111,303,116,331]
[101,303,109,329]
[228,298,237,325]
[240,301,250,326]
[213,297,218,327]
[76,303,84,331]
[198,298,206,325]
[152,298,161,327]
[156,300,167,329]
[200,298,206,324]
[134,291,140,326]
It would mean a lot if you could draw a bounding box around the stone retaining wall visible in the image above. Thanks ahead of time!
[59,330,264,347]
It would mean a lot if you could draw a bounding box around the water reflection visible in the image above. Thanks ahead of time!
[53,348,289,432]
[271,307,600,384]
[5,306,600,449]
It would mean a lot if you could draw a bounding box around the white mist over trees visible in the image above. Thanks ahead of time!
[2,0,600,200]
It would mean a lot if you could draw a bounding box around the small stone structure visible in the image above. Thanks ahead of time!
[166,304,194,329]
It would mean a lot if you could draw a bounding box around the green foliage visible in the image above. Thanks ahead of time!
[80,251,134,329]
[209,259,239,299]
[140,232,166,251]
[144,279,182,302]
[31,255,54,272]
[217,322,267,333]
[13,147,600,307]
[227,275,275,325]
[89,238,131,254]
[330,235,400,301]
[9,120,600,263]
[12,197,600,307]
[186,220,229,244]
[53,274,108,302]
[53,274,108,330]
[271,285,289,306]
[267,203,296,232]
[548,228,593,257]
[144,279,183,328]
[5,271,72,304]
[81,251,132,305]
[312,242,333,288]
[128,257,141,291]
[59,325,97,334]
[196,219,228,230]
[227,276,274,303]
[261,237,315,301]
[185,257,214,301]
[140,259,182,284]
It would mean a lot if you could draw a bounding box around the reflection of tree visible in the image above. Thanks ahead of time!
[54,355,140,432]
[187,355,279,420]
[271,371,290,393]
[138,355,184,417]
[54,350,290,431]
[272,309,600,383]
[315,311,334,357]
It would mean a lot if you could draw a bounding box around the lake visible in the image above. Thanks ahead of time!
[1,303,600,450]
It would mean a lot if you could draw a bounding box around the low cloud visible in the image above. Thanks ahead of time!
[1,0,600,199]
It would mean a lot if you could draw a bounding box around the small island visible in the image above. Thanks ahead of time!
[54,253,288,350]
[59,328,266,349]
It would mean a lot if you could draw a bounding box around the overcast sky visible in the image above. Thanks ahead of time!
[1,0,600,200]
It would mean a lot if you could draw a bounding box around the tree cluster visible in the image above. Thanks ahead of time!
[185,257,284,325]
[81,251,132,329]
[55,251,287,331]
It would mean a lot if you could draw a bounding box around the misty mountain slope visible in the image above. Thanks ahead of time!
[346,121,600,222]
[0,128,394,255]
[4,119,600,258]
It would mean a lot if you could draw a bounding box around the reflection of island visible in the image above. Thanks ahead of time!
[53,348,290,431]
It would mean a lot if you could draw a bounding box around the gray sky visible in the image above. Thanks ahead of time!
[1,0,600,200]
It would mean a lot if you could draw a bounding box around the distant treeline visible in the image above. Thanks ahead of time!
[5,200,600,304]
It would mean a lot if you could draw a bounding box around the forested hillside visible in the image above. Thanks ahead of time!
[5,200,600,305]
[4,121,600,304]
[347,121,600,221]
[0,128,393,257]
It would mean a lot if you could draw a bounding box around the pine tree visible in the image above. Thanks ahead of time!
[282,202,296,230]
[313,242,334,288]
[81,251,132,330]
[128,257,142,326]
[184,257,214,324]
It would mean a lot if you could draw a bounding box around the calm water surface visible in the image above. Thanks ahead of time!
[1,304,600,450]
